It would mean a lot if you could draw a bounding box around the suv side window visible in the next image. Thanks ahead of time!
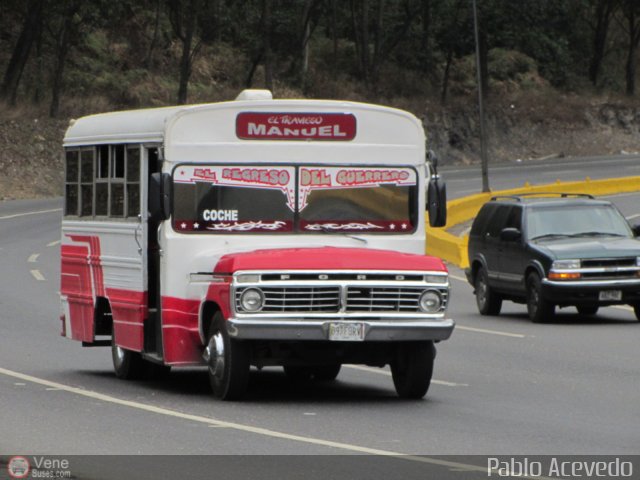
[504,205,522,231]
[486,205,512,238]
[470,203,496,236]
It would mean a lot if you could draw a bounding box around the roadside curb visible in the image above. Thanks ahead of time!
[426,175,640,269]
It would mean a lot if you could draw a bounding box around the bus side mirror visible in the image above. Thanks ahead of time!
[427,149,438,170]
[149,172,171,221]
[428,175,447,228]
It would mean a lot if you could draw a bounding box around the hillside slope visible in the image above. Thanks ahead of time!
[1,95,638,201]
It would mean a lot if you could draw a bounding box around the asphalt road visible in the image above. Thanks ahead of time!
[441,153,640,198]
[1,157,639,478]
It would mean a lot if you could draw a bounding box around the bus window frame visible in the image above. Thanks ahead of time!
[169,162,419,235]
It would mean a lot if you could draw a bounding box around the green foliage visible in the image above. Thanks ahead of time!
[0,0,639,114]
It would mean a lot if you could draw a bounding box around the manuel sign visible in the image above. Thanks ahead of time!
[236,112,356,140]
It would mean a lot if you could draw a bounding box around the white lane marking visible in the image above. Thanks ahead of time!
[28,253,40,263]
[344,364,468,387]
[446,274,528,337]
[0,208,62,220]
[449,274,468,283]
[626,213,640,220]
[30,269,45,281]
[456,325,527,338]
[47,240,61,247]
[0,366,548,478]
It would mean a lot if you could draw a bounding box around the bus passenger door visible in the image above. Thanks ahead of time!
[143,147,165,360]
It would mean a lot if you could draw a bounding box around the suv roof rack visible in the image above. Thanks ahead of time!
[490,193,595,202]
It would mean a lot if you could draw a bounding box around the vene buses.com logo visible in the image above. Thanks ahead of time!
[7,456,30,479]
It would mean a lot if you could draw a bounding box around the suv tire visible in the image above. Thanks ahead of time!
[526,273,554,323]
[634,304,640,322]
[475,267,502,315]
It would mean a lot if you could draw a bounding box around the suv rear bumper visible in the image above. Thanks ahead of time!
[227,317,455,341]
[541,278,640,305]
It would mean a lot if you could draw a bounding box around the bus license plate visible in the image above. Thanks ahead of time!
[328,323,365,341]
[599,290,622,301]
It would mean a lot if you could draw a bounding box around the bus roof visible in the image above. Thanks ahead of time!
[64,93,425,149]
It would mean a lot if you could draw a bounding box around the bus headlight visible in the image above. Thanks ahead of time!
[419,290,442,313]
[240,288,264,312]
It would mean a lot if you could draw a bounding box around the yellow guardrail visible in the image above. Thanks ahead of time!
[426,175,640,269]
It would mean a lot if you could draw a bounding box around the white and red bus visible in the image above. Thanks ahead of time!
[60,89,452,400]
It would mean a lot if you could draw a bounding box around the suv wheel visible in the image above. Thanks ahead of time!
[526,273,554,323]
[475,267,502,315]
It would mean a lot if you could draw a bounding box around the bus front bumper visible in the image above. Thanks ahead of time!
[226,317,455,342]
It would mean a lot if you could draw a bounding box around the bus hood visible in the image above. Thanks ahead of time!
[212,247,447,273]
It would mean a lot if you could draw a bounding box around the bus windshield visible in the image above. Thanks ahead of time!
[172,165,418,234]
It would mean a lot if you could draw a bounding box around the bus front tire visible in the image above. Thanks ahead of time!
[390,341,435,399]
[205,312,250,400]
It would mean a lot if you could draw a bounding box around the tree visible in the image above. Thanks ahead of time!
[620,0,640,95]
[587,0,618,86]
[48,0,82,117]
[350,0,419,89]
[168,0,205,104]
[0,0,45,105]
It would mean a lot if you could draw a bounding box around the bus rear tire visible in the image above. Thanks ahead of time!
[205,312,250,400]
[111,335,146,380]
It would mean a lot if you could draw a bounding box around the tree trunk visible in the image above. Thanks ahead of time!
[370,0,384,86]
[624,3,640,96]
[479,17,489,99]
[32,14,44,105]
[350,0,370,83]
[177,4,196,104]
[441,49,454,104]
[300,0,315,83]
[1,0,45,105]
[361,0,369,84]
[144,0,162,68]
[50,5,77,118]
[331,0,338,80]
[262,0,273,91]
[589,0,615,86]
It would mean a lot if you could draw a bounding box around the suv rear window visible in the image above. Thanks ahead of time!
[470,204,496,236]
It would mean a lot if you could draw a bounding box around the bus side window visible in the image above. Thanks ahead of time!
[96,145,109,216]
[65,149,80,216]
[110,145,125,217]
[126,146,140,217]
[80,149,94,217]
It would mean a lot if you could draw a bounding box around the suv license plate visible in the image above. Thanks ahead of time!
[599,290,622,301]
[328,323,365,341]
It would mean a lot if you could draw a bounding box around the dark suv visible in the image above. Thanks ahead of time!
[466,194,640,322]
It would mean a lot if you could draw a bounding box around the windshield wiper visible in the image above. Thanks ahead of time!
[568,232,626,238]
[317,225,368,245]
[530,233,571,241]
